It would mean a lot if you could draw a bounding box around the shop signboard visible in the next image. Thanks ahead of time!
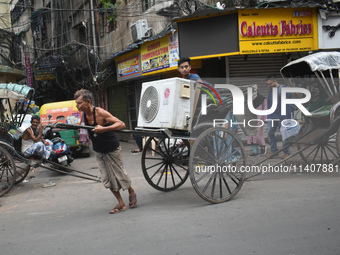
[168,33,180,68]
[117,55,141,81]
[238,8,318,54]
[24,52,33,87]
[38,56,60,68]
[36,70,55,80]
[141,33,179,74]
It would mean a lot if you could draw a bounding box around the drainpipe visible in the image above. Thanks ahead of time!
[89,0,98,76]
[51,0,55,53]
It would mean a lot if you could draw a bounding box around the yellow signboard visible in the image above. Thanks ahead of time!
[117,55,140,79]
[141,36,170,74]
[141,33,180,75]
[36,70,55,80]
[238,8,318,54]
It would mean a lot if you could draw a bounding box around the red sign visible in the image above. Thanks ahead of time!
[25,52,33,88]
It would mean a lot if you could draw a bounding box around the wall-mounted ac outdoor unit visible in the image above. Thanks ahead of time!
[130,19,149,43]
[137,78,194,130]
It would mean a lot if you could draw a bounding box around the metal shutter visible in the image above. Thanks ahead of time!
[228,54,286,97]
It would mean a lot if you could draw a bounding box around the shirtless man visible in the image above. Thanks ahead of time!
[74,89,137,214]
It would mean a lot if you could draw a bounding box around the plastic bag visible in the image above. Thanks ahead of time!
[280,119,300,141]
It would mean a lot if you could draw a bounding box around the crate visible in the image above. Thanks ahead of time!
[59,129,78,147]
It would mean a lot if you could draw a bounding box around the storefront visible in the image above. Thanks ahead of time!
[110,31,183,131]
[107,6,323,131]
[176,7,319,94]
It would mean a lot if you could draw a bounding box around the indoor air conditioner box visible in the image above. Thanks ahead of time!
[130,19,148,42]
[138,78,195,130]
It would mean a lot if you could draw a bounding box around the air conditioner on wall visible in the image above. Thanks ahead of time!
[137,78,195,130]
[130,19,149,43]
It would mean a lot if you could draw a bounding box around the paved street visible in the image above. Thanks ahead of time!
[1,140,340,255]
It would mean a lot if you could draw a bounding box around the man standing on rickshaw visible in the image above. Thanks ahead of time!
[74,89,137,214]
[177,57,201,82]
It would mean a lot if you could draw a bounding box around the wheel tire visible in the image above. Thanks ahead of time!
[14,162,30,184]
[297,124,338,164]
[335,126,340,163]
[0,147,17,197]
[189,127,246,203]
[141,137,190,192]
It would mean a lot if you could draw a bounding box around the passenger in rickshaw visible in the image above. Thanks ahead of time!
[21,115,53,159]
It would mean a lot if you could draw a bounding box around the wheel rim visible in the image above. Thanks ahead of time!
[15,162,30,184]
[298,134,338,164]
[0,147,17,197]
[141,137,190,191]
[189,127,246,203]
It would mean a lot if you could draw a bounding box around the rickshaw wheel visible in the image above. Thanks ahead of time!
[297,123,338,164]
[297,140,338,164]
[0,147,17,197]
[14,162,30,184]
[189,127,246,204]
[141,137,190,192]
[335,126,340,162]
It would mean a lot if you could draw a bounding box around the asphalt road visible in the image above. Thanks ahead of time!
[1,140,340,255]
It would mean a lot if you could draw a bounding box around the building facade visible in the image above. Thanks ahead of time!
[7,0,340,133]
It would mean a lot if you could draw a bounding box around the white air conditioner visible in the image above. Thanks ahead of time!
[130,19,149,42]
[137,78,194,130]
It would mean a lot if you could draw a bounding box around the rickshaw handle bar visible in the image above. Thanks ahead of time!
[48,122,170,138]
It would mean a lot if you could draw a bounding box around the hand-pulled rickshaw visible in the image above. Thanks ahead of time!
[0,83,100,197]
[281,51,340,165]
[133,51,340,204]
[2,51,339,204]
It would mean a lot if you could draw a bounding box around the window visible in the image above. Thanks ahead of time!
[99,12,116,36]
[79,25,86,44]
[142,0,155,12]
[98,1,116,36]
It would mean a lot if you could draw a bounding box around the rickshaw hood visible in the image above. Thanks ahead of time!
[281,51,340,77]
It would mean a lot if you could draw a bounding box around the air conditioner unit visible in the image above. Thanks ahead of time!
[130,19,149,42]
[137,78,194,130]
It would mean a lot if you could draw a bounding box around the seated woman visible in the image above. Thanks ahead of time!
[21,115,53,159]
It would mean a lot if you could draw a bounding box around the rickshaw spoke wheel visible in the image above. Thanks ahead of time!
[0,147,17,197]
[189,127,246,203]
[335,127,340,163]
[297,134,338,165]
[14,162,30,184]
[141,137,190,191]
